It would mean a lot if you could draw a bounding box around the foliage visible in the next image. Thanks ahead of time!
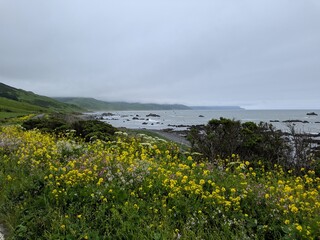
[188,118,242,161]
[0,125,319,239]
[54,97,190,111]
[0,82,83,115]
[71,120,117,142]
[0,97,46,114]
[21,114,117,142]
[22,115,69,133]
[188,118,320,173]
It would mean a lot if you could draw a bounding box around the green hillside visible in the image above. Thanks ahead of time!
[0,82,83,118]
[55,97,191,111]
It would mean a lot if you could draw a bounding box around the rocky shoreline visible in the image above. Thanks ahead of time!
[83,111,320,150]
[147,129,191,147]
[86,111,320,131]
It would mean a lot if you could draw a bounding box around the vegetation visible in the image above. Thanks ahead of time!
[188,118,320,174]
[54,97,191,111]
[0,82,83,120]
[22,114,117,142]
[0,117,319,239]
[0,97,45,119]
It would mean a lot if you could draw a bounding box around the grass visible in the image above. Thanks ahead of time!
[0,97,46,113]
[0,123,319,239]
[54,97,190,111]
[0,96,76,123]
[0,82,84,118]
[0,112,26,120]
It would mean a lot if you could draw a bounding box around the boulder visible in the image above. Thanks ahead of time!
[146,113,160,117]
[307,112,318,116]
[102,112,115,117]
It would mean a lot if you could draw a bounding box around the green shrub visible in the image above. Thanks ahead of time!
[71,120,116,142]
[22,117,69,133]
[188,118,319,173]
[22,114,117,142]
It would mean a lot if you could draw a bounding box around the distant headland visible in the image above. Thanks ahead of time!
[190,106,244,110]
[0,82,243,114]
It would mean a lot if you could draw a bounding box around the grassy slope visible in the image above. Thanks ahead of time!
[0,83,84,119]
[0,97,46,112]
[55,97,191,111]
[55,97,114,111]
[0,97,46,119]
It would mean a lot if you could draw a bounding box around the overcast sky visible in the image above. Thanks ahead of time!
[1,0,320,109]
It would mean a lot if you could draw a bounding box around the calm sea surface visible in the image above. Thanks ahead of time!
[93,110,320,134]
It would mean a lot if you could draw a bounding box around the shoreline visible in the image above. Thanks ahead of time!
[145,129,191,147]
[83,110,320,135]
[121,127,191,147]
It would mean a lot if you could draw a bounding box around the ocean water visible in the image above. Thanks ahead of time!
[93,110,320,134]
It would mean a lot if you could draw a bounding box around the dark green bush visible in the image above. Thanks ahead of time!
[71,120,116,142]
[0,92,19,101]
[22,117,68,133]
[240,122,289,166]
[188,118,242,163]
[188,118,319,173]
[22,114,117,142]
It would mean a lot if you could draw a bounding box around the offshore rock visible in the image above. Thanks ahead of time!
[146,113,160,117]
[307,112,318,116]
[102,112,115,117]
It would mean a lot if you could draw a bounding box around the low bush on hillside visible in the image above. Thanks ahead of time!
[0,125,319,239]
[0,92,18,101]
[22,115,69,133]
[21,114,117,142]
[31,99,60,108]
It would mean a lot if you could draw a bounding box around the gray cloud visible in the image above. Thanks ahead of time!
[1,0,320,109]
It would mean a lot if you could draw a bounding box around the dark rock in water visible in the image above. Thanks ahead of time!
[283,119,310,124]
[142,122,148,125]
[102,112,115,117]
[168,124,191,128]
[198,115,204,117]
[315,121,320,123]
[283,120,306,123]
[307,112,318,116]
[132,117,139,120]
[270,120,280,122]
[146,113,160,117]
